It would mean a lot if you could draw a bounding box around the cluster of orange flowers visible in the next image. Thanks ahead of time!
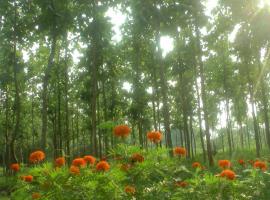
[215,159,269,180]
[55,157,65,167]
[217,159,235,180]
[17,150,46,186]
[70,165,80,175]
[192,162,202,169]
[147,131,162,143]
[10,163,20,172]
[113,125,164,146]
[220,169,236,180]
[21,175,33,182]
[72,158,87,167]
[84,155,96,165]
[254,161,267,171]
[238,159,245,166]
[29,150,45,164]
[218,160,231,169]
[113,125,131,137]
[174,147,186,157]
[69,155,110,174]
[96,161,110,171]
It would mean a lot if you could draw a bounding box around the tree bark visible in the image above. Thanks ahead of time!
[41,28,57,150]
[194,15,214,166]
[194,66,206,161]
[246,61,260,157]
[64,36,70,162]
[156,33,173,155]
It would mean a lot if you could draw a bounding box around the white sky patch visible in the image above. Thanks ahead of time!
[247,102,253,117]
[22,43,39,62]
[22,50,29,62]
[260,48,266,62]
[72,49,82,64]
[147,87,153,94]
[258,0,265,8]
[229,24,241,43]
[217,101,227,129]
[105,7,127,43]
[168,80,177,87]
[122,81,132,92]
[247,94,257,117]
[258,0,270,8]
[230,55,237,62]
[204,0,218,17]
[200,27,207,35]
[160,36,174,57]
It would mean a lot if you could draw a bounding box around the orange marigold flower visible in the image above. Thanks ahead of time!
[21,175,33,182]
[125,185,136,194]
[84,155,96,165]
[192,162,201,169]
[29,150,45,164]
[10,163,20,172]
[113,125,131,137]
[131,153,144,163]
[238,159,245,166]
[32,192,41,199]
[147,131,162,143]
[218,160,231,169]
[175,181,188,188]
[72,158,86,168]
[254,161,267,171]
[70,165,80,175]
[55,157,65,167]
[174,147,186,157]
[96,161,110,172]
[220,169,236,180]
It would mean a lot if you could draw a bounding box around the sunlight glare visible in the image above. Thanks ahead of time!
[160,36,174,57]
[123,81,132,92]
[105,7,126,42]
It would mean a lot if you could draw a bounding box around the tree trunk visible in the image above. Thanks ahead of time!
[246,61,260,157]
[225,98,232,156]
[194,15,214,166]
[57,70,62,157]
[11,2,20,164]
[156,33,173,155]
[194,66,206,161]
[41,29,57,150]
[257,56,270,150]
[190,116,196,157]
[64,35,70,162]
[223,61,233,156]
[101,81,109,154]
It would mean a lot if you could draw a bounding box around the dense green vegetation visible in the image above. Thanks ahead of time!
[1,0,270,199]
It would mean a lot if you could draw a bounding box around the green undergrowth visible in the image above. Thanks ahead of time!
[2,146,270,200]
